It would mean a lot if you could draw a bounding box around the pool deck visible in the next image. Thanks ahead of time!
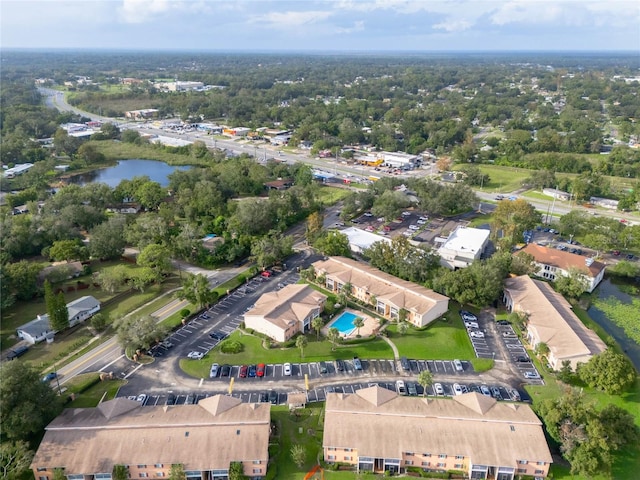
[322,309,378,339]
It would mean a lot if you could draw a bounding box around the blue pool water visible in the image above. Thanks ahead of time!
[330,311,358,335]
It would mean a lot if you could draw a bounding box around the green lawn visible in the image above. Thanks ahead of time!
[385,309,475,360]
[315,185,352,206]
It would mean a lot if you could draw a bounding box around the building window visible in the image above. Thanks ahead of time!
[405,461,413,466]
[39,477,48,480]
[344,448,352,452]
[154,465,163,469]
[344,456,351,461]
[422,453,431,458]
[437,463,446,468]
[327,455,335,461]
[137,466,147,469]
[406,452,414,457]
[517,469,527,474]
[438,454,447,459]
[537,461,546,466]
[252,460,261,465]
[535,470,545,475]
[327,447,335,451]
[455,464,463,469]
[518,460,528,465]
[421,462,430,467]
[252,469,261,475]
[156,473,164,478]
[68,475,85,480]
[37,469,47,473]
[95,474,112,480]
[455,455,464,460]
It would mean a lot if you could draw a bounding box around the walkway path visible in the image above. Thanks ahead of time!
[380,335,400,361]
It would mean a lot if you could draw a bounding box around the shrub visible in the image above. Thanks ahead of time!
[220,340,243,354]
[179,308,191,319]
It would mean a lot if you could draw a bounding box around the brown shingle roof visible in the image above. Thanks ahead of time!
[244,283,327,330]
[521,244,605,278]
[324,387,552,466]
[31,395,270,473]
[504,276,606,363]
[313,257,448,314]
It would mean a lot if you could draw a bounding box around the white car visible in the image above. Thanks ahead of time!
[453,383,463,396]
[209,363,219,378]
[469,330,485,338]
[402,211,411,216]
[283,363,292,376]
[187,351,204,360]
[396,380,407,395]
[417,220,426,225]
[480,385,491,396]
[524,371,540,379]
[136,394,147,404]
[408,225,420,230]
[434,383,444,396]
[419,216,429,221]
[465,321,479,329]
[453,359,463,372]
[403,231,413,237]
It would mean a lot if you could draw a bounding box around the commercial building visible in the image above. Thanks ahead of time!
[17,296,101,344]
[124,109,159,120]
[340,226,392,254]
[31,395,270,480]
[542,188,570,201]
[520,244,605,293]
[312,257,448,327]
[3,163,34,178]
[437,226,490,269]
[323,386,553,478]
[243,284,327,342]
[503,275,606,370]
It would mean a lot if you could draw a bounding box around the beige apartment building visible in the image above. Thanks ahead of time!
[312,257,449,327]
[31,396,270,480]
[324,386,553,479]
[243,283,327,342]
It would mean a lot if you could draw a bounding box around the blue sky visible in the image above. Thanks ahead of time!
[1,0,639,52]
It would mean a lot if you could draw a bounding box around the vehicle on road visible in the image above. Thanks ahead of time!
[209,363,219,378]
[187,351,204,360]
[283,363,292,376]
[42,372,57,382]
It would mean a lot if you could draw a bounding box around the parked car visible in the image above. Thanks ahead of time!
[283,362,292,376]
[515,356,531,363]
[490,386,502,399]
[508,389,522,402]
[524,371,540,379]
[407,382,418,396]
[408,224,419,230]
[469,330,485,338]
[503,331,517,338]
[480,385,491,397]
[268,390,278,404]
[166,394,176,406]
[184,393,195,405]
[460,310,478,322]
[335,359,345,372]
[161,340,174,348]
[6,345,29,360]
[400,356,410,371]
[256,363,266,377]
[187,351,204,360]
[239,365,249,378]
[496,320,510,326]
[453,383,463,396]
[453,359,463,372]
[434,383,444,396]
[318,361,328,374]
[396,380,407,395]
[209,363,219,378]
[209,331,227,341]
[352,356,363,371]
[136,394,147,404]
[465,321,479,329]
[248,364,257,377]
[220,364,231,377]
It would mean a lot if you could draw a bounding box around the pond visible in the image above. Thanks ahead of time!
[69,159,191,187]
[588,277,640,370]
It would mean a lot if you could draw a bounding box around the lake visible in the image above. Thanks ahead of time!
[588,277,640,370]
[69,159,191,187]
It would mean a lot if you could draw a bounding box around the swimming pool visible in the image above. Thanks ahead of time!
[329,311,358,335]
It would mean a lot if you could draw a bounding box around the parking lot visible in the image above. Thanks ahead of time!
[494,322,543,385]
[126,379,526,408]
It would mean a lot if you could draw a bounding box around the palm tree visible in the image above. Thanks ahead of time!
[327,327,341,351]
[398,321,408,336]
[353,316,364,337]
[295,335,308,358]
[312,316,324,340]
[417,370,434,397]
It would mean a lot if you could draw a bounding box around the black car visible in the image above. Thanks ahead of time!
[318,361,328,374]
[515,356,531,363]
[335,359,345,372]
[259,392,268,403]
[496,320,510,326]
[209,331,227,341]
[220,364,231,377]
[166,394,176,405]
[184,394,196,405]
[268,390,278,405]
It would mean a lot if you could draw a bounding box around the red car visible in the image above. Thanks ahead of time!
[239,365,248,378]
[261,271,272,278]
[256,363,266,377]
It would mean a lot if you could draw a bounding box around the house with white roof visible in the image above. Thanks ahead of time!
[340,227,391,254]
[437,226,490,269]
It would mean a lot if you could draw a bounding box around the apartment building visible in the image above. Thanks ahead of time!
[31,395,270,480]
[323,386,552,479]
[312,257,448,327]
[520,244,605,293]
[243,283,327,342]
[503,275,606,370]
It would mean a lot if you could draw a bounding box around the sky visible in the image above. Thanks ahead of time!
[1,0,639,52]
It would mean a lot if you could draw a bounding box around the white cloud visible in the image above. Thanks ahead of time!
[118,0,174,24]
[433,19,473,32]
[248,10,334,29]
[335,20,365,34]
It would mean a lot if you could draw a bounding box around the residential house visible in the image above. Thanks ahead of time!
[542,188,570,201]
[438,226,490,269]
[312,257,449,327]
[31,395,270,480]
[323,386,553,478]
[503,275,606,370]
[17,296,100,344]
[520,244,605,293]
[124,109,159,120]
[340,227,392,255]
[243,284,327,342]
[263,178,294,191]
